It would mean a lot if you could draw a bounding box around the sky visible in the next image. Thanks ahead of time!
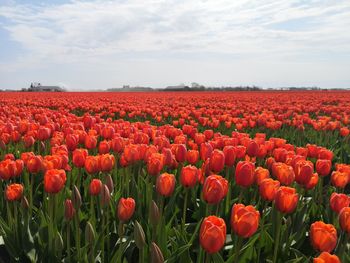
[0,0,350,91]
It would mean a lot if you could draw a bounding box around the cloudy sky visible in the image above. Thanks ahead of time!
[0,0,350,90]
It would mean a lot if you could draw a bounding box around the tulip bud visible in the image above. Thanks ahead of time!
[72,185,82,210]
[150,242,164,263]
[100,184,111,207]
[64,199,75,220]
[85,221,96,244]
[21,196,29,210]
[134,220,146,249]
[149,200,160,226]
[105,174,114,193]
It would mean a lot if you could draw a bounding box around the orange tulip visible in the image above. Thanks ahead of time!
[99,154,115,172]
[223,146,236,166]
[89,179,102,196]
[44,169,66,194]
[117,197,135,222]
[85,156,100,174]
[316,159,332,177]
[255,167,270,185]
[98,140,111,154]
[180,165,198,188]
[246,140,259,157]
[235,161,255,187]
[294,160,314,186]
[0,159,24,180]
[85,135,97,150]
[200,142,213,161]
[199,216,226,254]
[310,221,337,252]
[27,155,43,174]
[174,144,187,163]
[231,204,260,238]
[72,148,88,168]
[313,252,340,263]
[202,174,228,204]
[156,173,176,197]
[147,153,164,176]
[272,162,295,186]
[331,171,348,188]
[259,178,280,201]
[209,150,225,173]
[330,193,350,214]
[5,183,23,201]
[339,207,350,233]
[275,186,298,214]
[186,150,199,165]
[305,173,319,190]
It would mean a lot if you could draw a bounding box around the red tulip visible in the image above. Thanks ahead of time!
[231,204,260,238]
[199,216,226,254]
[339,207,350,233]
[313,252,340,263]
[275,186,298,214]
[5,183,23,201]
[209,150,225,173]
[72,149,88,168]
[44,169,66,194]
[310,221,337,252]
[202,174,228,204]
[235,161,255,187]
[156,173,176,197]
[180,165,198,188]
[259,178,280,201]
[117,197,135,222]
[316,159,332,177]
[89,179,102,196]
[330,193,350,214]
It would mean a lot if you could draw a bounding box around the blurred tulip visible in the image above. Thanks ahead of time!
[202,174,228,204]
[64,199,75,220]
[44,169,66,194]
[5,183,23,201]
[316,159,332,177]
[339,207,350,233]
[72,149,88,168]
[272,163,295,186]
[330,193,350,214]
[255,167,270,185]
[156,173,176,197]
[231,204,260,238]
[186,150,199,165]
[200,216,226,254]
[313,252,340,263]
[259,178,280,201]
[235,161,255,187]
[117,197,135,222]
[209,150,225,173]
[331,171,348,188]
[89,179,102,196]
[180,165,198,188]
[275,186,298,214]
[99,154,115,173]
[310,221,337,252]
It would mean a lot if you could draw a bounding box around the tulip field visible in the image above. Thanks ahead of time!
[1,91,350,263]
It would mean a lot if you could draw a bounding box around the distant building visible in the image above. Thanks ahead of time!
[25,82,65,92]
[165,84,188,90]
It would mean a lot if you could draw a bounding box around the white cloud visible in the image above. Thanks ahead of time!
[0,0,350,89]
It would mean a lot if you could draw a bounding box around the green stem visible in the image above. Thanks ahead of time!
[273,212,282,263]
[182,189,189,230]
[257,201,267,263]
[139,248,144,263]
[48,194,55,257]
[67,223,71,262]
[75,213,81,261]
[233,236,243,263]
